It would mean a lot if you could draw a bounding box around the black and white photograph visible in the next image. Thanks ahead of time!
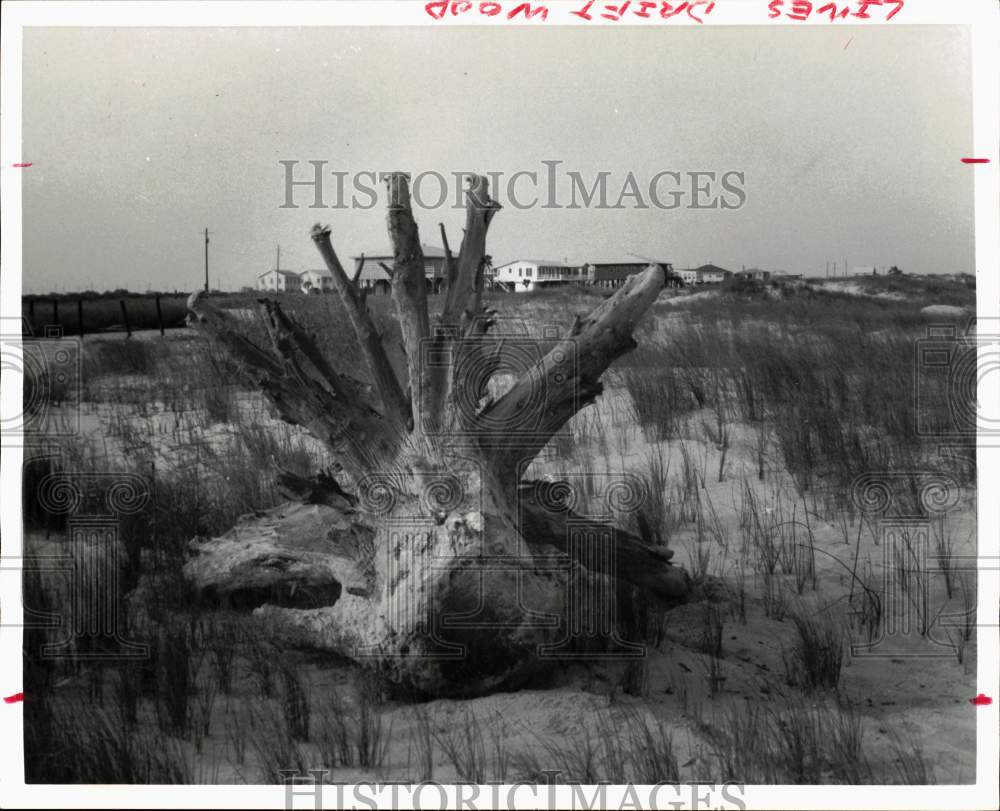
[1,2,998,809]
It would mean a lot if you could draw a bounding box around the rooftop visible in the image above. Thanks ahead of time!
[586,259,672,268]
[494,259,573,268]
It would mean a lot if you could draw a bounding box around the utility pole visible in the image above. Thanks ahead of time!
[275,245,281,293]
[204,228,211,292]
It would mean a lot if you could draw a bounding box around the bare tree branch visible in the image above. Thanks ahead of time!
[442,175,501,333]
[310,224,411,432]
[481,265,667,487]
[414,177,503,433]
[187,292,399,477]
[439,222,457,305]
[385,172,432,434]
[257,298,374,409]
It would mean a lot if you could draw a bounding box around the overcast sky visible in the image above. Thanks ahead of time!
[22,25,973,294]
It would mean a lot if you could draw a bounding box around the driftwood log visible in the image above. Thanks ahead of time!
[184,173,689,696]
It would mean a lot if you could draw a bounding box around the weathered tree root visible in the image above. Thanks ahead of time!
[184,172,690,694]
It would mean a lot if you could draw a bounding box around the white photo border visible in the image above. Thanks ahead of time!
[1,1,997,809]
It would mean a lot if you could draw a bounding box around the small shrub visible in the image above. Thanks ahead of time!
[531,718,602,783]
[943,571,976,665]
[848,560,884,650]
[432,709,489,783]
[25,698,189,783]
[785,608,845,690]
[623,367,687,440]
[155,622,193,735]
[762,574,789,621]
[407,706,435,782]
[223,701,249,768]
[245,636,277,698]
[701,703,775,783]
[826,698,871,783]
[207,619,238,694]
[699,601,724,659]
[701,698,871,784]
[593,709,629,783]
[84,338,153,376]
[701,651,726,697]
[190,653,218,750]
[770,703,826,783]
[886,728,934,784]
[249,700,310,783]
[110,661,142,727]
[355,678,392,769]
[280,667,311,742]
[634,445,676,548]
[932,515,957,599]
[624,709,680,783]
[315,689,353,767]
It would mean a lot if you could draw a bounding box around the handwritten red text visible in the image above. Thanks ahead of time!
[424,0,905,23]
[571,1,717,23]
[424,0,717,23]
[767,0,905,21]
[425,1,550,20]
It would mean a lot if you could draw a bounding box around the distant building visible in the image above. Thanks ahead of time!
[257,268,301,293]
[352,245,449,295]
[680,264,733,285]
[492,259,583,292]
[299,268,334,294]
[736,268,771,281]
[696,264,732,284]
[852,265,890,276]
[491,258,681,292]
[583,261,681,289]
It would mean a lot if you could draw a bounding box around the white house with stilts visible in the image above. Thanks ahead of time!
[491,259,583,292]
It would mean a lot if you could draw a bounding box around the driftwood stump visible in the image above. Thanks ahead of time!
[183,173,689,696]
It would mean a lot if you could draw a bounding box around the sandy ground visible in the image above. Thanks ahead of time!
[26,329,979,785]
